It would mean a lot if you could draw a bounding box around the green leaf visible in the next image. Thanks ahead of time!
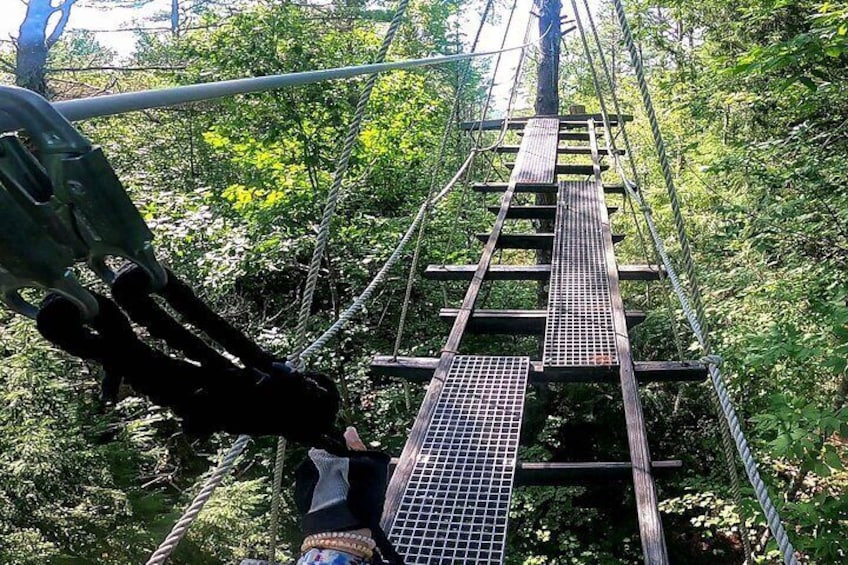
[798,76,818,91]
[823,446,843,471]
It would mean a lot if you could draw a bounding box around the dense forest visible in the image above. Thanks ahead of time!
[0,0,846,563]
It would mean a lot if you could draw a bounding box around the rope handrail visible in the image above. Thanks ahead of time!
[571,1,752,562]
[144,148,479,564]
[570,2,750,560]
[572,1,799,561]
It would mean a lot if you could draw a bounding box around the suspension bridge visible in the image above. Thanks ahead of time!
[0,0,801,563]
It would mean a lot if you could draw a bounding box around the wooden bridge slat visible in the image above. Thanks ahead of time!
[460,114,631,131]
[473,182,625,194]
[370,356,708,384]
[423,263,662,281]
[504,162,608,175]
[514,460,682,486]
[587,121,669,563]
[474,232,625,249]
[495,145,625,155]
[488,205,618,218]
[438,308,646,334]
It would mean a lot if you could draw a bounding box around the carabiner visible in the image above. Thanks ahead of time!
[0,186,98,319]
[0,135,88,259]
[0,86,167,289]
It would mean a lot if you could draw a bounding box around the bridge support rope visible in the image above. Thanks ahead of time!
[569,2,754,562]
[574,1,799,562]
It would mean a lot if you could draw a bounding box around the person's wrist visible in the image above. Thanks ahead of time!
[301,530,376,559]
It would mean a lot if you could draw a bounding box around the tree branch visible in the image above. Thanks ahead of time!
[48,65,187,72]
[46,0,79,48]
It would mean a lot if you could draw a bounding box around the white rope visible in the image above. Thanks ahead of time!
[570,1,752,561]
[594,4,798,560]
[291,0,412,365]
[626,187,798,565]
[145,435,251,565]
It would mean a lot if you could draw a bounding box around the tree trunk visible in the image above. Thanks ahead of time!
[15,0,77,97]
[534,0,562,317]
[16,1,52,95]
[534,0,562,116]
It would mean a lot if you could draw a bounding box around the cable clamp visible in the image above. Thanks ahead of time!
[699,354,722,367]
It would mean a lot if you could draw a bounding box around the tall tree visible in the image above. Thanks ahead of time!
[16,0,78,95]
[535,0,562,115]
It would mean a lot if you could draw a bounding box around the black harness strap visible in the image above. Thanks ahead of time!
[36,293,339,441]
[153,267,276,371]
[111,266,232,370]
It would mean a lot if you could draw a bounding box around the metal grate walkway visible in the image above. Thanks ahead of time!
[388,356,530,564]
[543,180,618,367]
[377,116,672,565]
[510,117,559,185]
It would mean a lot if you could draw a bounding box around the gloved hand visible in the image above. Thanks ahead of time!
[294,427,390,536]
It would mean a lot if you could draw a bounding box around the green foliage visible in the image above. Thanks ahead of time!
[3,0,848,562]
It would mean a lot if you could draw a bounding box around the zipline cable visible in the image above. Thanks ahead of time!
[3,45,534,130]
[570,1,750,560]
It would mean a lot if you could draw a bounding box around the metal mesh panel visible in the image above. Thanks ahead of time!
[543,181,619,367]
[389,356,530,564]
[510,118,559,185]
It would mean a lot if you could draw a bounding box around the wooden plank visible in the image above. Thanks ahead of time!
[618,264,665,280]
[511,117,560,185]
[495,145,625,155]
[473,182,625,194]
[381,118,561,533]
[460,114,632,131]
[387,459,681,484]
[425,264,552,281]
[439,308,646,334]
[603,183,639,194]
[488,205,618,218]
[424,263,660,281]
[504,162,608,175]
[479,233,553,249]
[516,131,595,141]
[588,120,669,564]
[514,460,682,486]
[475,232,625,248]
[371,356,708,384]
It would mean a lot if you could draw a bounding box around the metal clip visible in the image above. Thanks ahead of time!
[0,135,88,258]
[0,186,98,319]
[0,85,166,289]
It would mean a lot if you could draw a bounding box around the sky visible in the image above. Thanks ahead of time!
[0,0,592,111]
